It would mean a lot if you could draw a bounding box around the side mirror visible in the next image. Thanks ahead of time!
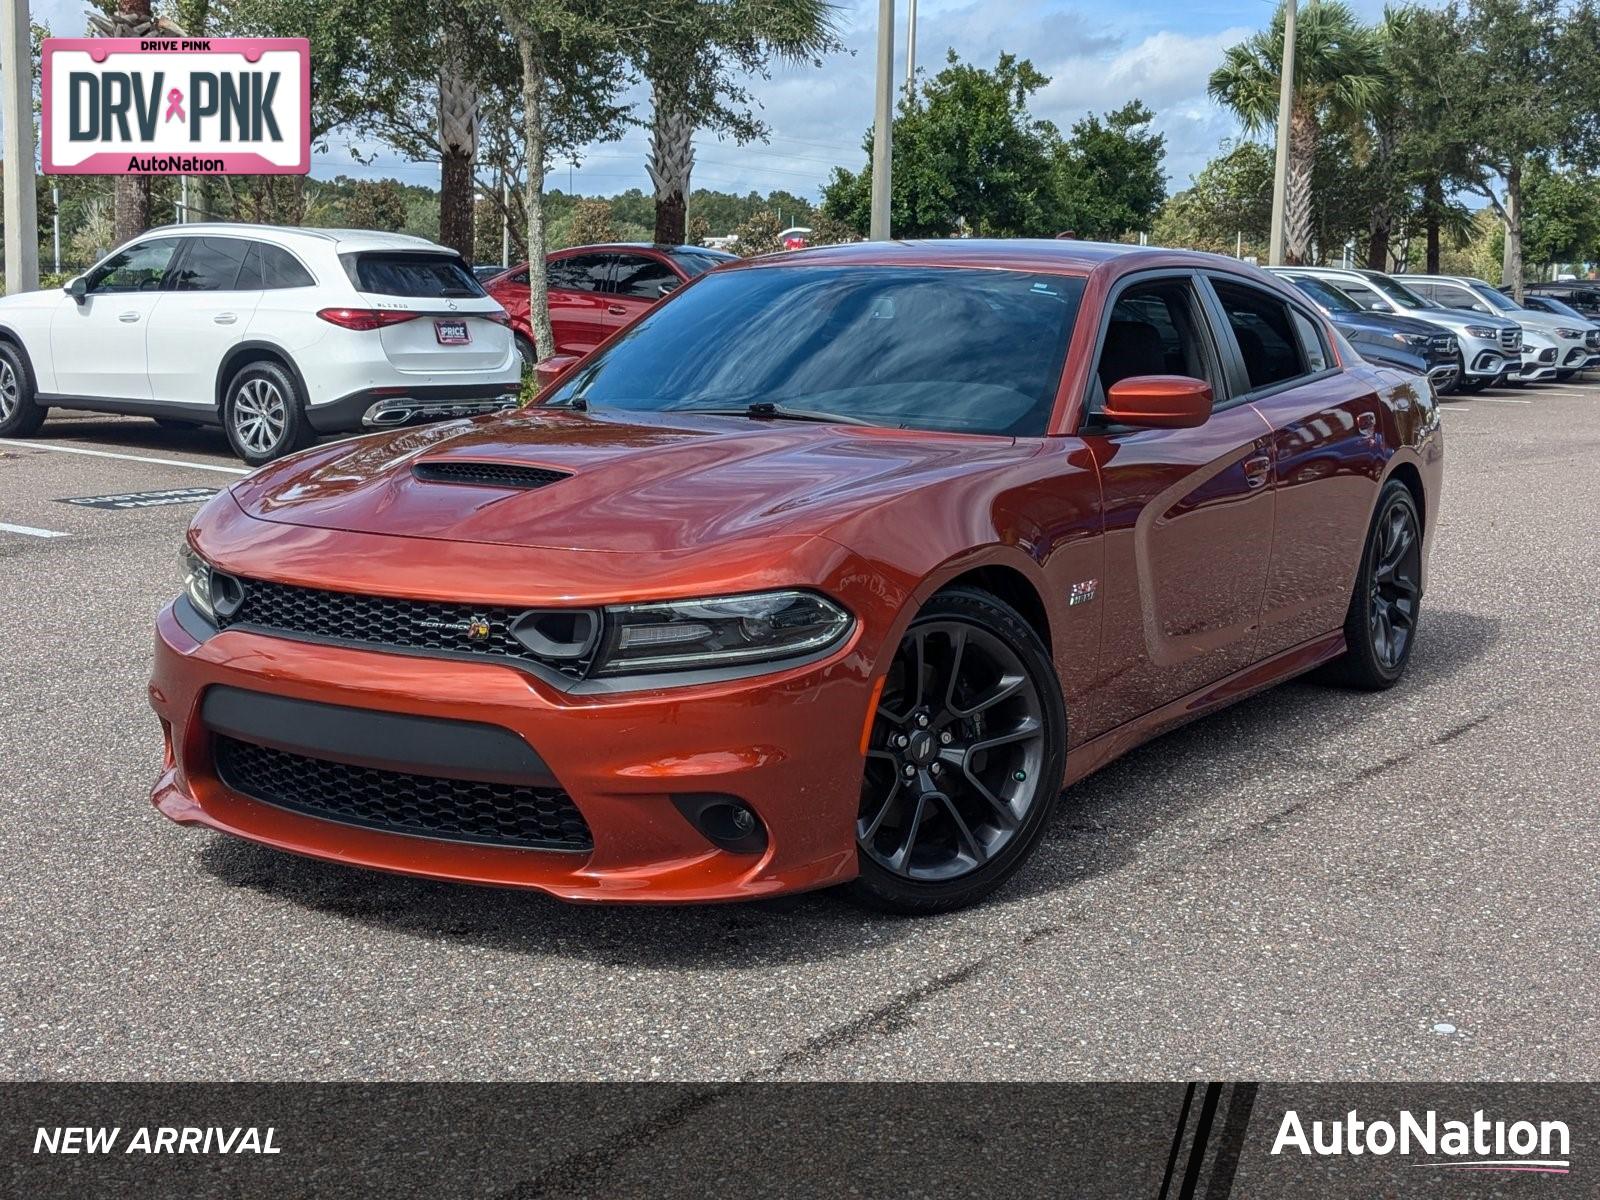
[67,277,88,304]
[1102,375,1212,429]
[533,352,581,394]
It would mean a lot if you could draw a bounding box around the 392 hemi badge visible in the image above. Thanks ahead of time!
[1068,579,1099,607]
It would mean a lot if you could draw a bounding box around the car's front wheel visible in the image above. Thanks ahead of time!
[1322,479,1423,690]
[848,587,1066,913]
[222,361,312,465]
[0,342,47,437]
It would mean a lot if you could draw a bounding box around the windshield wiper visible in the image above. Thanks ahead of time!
[682,402,876,427]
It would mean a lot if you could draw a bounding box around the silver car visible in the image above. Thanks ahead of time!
[1278,267,1522,392]
[1407,274,1599,380]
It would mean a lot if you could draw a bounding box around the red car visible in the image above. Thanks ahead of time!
[485,243,737,366]
[150,240,1442,912]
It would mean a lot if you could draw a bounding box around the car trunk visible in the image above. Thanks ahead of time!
[343,249,509,373]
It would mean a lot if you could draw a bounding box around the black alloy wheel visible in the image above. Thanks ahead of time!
[849,587,1065,913]
[1323,480,1423,690]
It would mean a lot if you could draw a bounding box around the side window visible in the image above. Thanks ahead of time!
[1337,280,1386,311]
[509,268,529,285]
[611,255,680,300]
[1406,280,1436,302]
[87,239,180,293]
[170,237,251,291]
[260,244,315,289]
[1210,278,1309,391]
[1092,278,1213,412]
[1291,310,1330,372]
[1431,283,1480,311]
[546,255,612,293]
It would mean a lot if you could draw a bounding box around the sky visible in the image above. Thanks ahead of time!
[22,0,1405,204]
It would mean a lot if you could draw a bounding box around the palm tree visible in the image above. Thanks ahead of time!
[1208,1,1383,264]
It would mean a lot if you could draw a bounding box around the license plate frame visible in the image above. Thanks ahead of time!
[434,318,471,346]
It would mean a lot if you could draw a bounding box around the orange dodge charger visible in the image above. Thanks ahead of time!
[150,240,1443,912]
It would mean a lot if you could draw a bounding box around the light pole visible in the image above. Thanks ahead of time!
[1266,0,1296,266]
[906,0,917,101]
[2,0,40,293]
[869,0,894,240]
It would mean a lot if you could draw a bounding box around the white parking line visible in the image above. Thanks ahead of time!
[0,521,70,538]
[0,440,249,475]
[1469,396,1534,405]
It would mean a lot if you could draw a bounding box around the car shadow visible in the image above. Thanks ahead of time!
[195,608,1500,966]
[37,412,353,459]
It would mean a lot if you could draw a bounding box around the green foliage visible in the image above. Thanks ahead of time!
[732,209,785,256]
[1208,2,1384,134]
[822,51,1164,240]
[1521,161,1600,268]
[1151,140,1273,255]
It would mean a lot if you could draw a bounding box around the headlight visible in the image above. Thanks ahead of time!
[1395,333,1431,347]
[1557,327,1584,339]
[179,543,215,622]
[1466,325,1500,338]
[590,590,852,677]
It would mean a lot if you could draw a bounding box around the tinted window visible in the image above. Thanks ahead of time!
[1429,283,1481,310]
[1211,279,1308,390]
[1368,273,1430,309]
[170,237,251,291]
[87,239,180,293]
[612,255,680,300]
[546,266,1085,437]
[668,248,738,277]
[1095,279,1213,407]
[546,255,612,293]
[237,243,315,290]
[1291,310,1330,372]
[1335,279,1389,311]
[1288,276,1361,314]
[344,252,484,298]
[1467,283,1519,312]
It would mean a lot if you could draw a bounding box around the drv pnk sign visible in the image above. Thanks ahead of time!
[41,38,310,175]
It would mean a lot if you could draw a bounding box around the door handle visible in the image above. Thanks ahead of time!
[1357,411,1377,437]
[213,313,238,325]
[118,311,140,323]
[1242,454,1271,488]
[606,305,627,315]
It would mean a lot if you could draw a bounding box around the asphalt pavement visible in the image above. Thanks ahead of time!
[1,387,1596,1084]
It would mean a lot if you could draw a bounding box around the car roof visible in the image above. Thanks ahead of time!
[135,223,450,254]
[722,237,1249,277]
[550,243,736,256]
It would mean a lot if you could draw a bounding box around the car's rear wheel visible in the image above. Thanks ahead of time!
[1321,480,1423,690]
[848,587,1065,913]
[0,342,47,437]
[514,334,538,371]
[222,361,312,465]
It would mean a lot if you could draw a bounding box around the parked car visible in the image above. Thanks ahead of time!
[1517,290,1600,371]
[0,224,521,464]
[1520,280,1600,319]
[472,264,509,283]
[485,243,738,366]
[1279,266,1522,391]
[1406,273,1599,380]
[1277,272,1460,392]
[151,240,1441,913]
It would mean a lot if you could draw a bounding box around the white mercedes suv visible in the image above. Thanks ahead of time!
[0,224,522,464]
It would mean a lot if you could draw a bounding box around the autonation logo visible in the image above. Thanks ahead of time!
[1272,1109,1571,1175]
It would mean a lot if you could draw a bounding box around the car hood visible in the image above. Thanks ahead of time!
[1410,306,1517,332]
[231,408,1034,553]
[1335,312,1448,339]
[1504,308,1585,337]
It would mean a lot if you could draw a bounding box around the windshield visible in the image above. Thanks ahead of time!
[1289,276,1361,314]
[545,265,1086,436]
[1532,295,1587,320]
[1467,282,1520,313]
[668,248,738,278]
[1369,273,1431,310]
[343,251,486,298]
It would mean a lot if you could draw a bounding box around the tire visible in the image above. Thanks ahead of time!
[221,360,313,465]
[514,334,538,371]
[154,418,201,431]
[846,586,1066,914]
[1320,480,1423,690]
[0,340,47,437]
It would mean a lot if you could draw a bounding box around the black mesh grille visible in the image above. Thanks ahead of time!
[213,736,592,850]
[411,461,570,489]
[1586,330,1599,349]
[221,578,554,669]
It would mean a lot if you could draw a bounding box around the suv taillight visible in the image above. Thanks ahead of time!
[316,308,423,331]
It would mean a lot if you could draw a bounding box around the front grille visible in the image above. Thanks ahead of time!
[213,735,593,850]
[1429,334,1453,353]
[412,461,570,489]
[1501,328,1521,350]
[221,577,555,670]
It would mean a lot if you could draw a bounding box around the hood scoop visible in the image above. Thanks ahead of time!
[411,460,571,490]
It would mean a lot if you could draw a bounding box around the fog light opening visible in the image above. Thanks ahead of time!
[670,794,769,856]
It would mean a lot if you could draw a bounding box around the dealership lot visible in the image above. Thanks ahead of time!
[1,389,1597,1083]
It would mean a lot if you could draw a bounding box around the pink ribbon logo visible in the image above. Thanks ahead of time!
[164,88,185,123]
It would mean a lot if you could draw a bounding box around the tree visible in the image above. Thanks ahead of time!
[497,1,632,357]
[1444,0,1600,296]
[1208,1,1384,264]
[822,52,1062,238]
[1053,101,1166,239]
[1152,139,1272,256]
[631,0,841,245]
[345,179,409,231]
[732,209,784,256]
[567,197,617,244]
[1521,161,1600,273]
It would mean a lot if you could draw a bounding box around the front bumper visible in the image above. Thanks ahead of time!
[1459,344,1515,381]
